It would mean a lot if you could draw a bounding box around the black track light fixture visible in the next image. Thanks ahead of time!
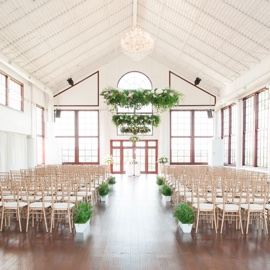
[67,78,74,86]
[194,77,201,86]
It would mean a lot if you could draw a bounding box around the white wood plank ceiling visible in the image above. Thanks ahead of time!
[1,0,270,94]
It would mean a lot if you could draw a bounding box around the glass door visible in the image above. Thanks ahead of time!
[111,140,158,174]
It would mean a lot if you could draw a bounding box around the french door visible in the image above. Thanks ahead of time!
[111,140,158,174]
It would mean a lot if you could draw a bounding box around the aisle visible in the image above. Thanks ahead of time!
[88,174,180,269]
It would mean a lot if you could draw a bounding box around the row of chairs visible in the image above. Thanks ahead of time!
[163,166,270,234]
[0,164,110,233]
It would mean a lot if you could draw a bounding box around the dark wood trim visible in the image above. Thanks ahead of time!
[53,71,99,107]
[169,71,216,105]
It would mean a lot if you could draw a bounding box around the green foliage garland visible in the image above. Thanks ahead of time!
[120,125,151,134]
[101,87,183,111]
[112,114,160,127]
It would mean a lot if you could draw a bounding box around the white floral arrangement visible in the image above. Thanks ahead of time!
[129,159,138,164]
[157,156,168,164]
[103,155,114,165]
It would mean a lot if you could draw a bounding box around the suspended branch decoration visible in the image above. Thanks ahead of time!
[100,87,184,137]
[112,114,160,127]
[100,87,183,112]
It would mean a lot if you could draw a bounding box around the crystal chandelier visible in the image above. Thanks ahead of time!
[120,26,154,62]
[120,0,154,62]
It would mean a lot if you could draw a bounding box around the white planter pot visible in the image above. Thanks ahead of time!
[179,221,193,233]
[162,195,171,202]
[75,219,90,233]
[100,195,108,201]
[109,184,114,190]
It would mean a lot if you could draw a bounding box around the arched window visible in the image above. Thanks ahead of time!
[118,71,152,90]
[117,71,152,114]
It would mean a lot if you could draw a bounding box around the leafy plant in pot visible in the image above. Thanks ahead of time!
[160,184,173,202]
[156,176,165,186]
[74,202,93,233]
[108,176,116,190]
[174,202,195,233]
[98,182,110,201]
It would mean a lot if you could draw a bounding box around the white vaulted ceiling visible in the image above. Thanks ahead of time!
[1,0,270,94]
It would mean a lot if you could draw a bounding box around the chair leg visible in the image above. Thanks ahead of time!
[0,208,4,231]
[17,208,22,232]
[220,211,225,234]
[195,210,200,233]
[43,209,48,232]
[246,211,250,234]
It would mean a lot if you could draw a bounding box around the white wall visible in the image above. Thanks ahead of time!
[54,54,215,163]
[0,62,53,171]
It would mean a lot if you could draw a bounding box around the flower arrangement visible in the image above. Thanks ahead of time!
[103,155,114,165]
[129,135,140,143]
[101,87,183,111]
[120,125,151,134]
[157,156,168,164]
[129,159,138,164]
[112,114,160,127]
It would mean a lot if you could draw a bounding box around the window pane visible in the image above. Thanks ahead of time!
[171,138,191,162]
[58,138,75,163]
[194,111,213,136]
[112,149,121,172]
[79,138,98,162]
[9,79,22,110]
[257,90,269,167]
[78,111,98,136]
[148,149,156,171]
[243,97,254,166]
[0,73,6,105]
[194,138,211,162]
[171,111,191,136]
[36,106,44,165]
[118,72,152,90]
[55,111,75,136]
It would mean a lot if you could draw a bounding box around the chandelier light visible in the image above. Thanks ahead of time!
[120,26,154,62]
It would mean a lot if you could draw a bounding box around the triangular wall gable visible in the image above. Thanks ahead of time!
[54,71,99,107]
[169,71,216,106]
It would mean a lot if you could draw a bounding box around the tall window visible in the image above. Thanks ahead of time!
[55,110,99,163]
[117,71,153,134]
[171,110,213,164]
[221,104,236,166]
[0,72,23,111]
[36,106,45,165]
[0,73,7,105]
[243,88,269,167]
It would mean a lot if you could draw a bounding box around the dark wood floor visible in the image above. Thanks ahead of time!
[0,174,270,270]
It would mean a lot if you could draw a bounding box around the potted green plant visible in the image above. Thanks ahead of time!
[160,184,173,202]
[98,182,110,201]
[174,202,195,233]
[156,176,164,186]
[73,202,93,233]
[108,176,116,190]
